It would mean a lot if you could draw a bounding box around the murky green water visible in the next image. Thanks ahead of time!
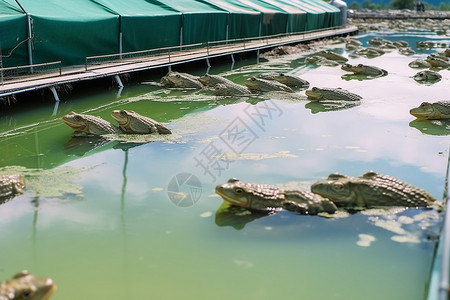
[0,29,449,299]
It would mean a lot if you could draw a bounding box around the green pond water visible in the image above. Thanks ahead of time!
[0,29,449,299]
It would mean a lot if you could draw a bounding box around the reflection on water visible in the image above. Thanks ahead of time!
[305,100,361,113]
[215,201,275,230]
[409,119,450,136]
[0,29,449,300]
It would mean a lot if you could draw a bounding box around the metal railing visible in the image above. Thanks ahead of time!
[0,61,62,85]
[0,25,350,85]
[85,25,346,71]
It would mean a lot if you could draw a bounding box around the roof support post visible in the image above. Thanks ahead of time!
[26,14,33,72]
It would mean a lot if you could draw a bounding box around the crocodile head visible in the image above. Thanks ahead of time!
[62,112,120,135]
[215,178,284,211]
[410,101,450,120]
[165,72,202,89]
[0,270,56,300]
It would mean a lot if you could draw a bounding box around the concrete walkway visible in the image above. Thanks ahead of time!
[0,25,358,98]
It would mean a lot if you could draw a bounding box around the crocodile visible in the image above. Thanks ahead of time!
[417,41,435,48]
[399,47,416,56]
[213,83,252,97]
[215,178,337,215]
[163,71,202,89]
[345,39,362,50]
[352,47,385,58]
[244,76,293,93]
[311,171,437,209]
[62,112,123,135]
[305,87,362,101]
[198,74,234,87]
[426,56,450,68]
[341,63,388,76]
[410,101,450,120]
[258,72,310,89]
[0,174,25,204]
[110,110,171,134]
[316,50,348,62]
[413,70,442,84]
[306,56,340,67]
[393,40,409,48]
[0,270,56,300]
[408,59,431,69]
[368,37,392,47]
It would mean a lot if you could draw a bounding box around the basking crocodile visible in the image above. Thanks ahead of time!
[62,112,123,135]
[410,101,450,120]
[244,77,293,93]
[417,41,435,48]
[198,74,234,87]
[110,110,171,134]
[408,59,431,69]
[316,50,348,62]
[351,47,385,58]
[345,39,362,50]
[213,83,252,97]
[0,270,56,300]
[341,63,388,76]
[426,56,450,68]
[311,171,437,209]
[399,47,416,56]
[306,56,340,67]
[0,174,25,204]
[258,72,310,89]
[393,40,409,48]
[413,70,442,84]
[163,71,202,89]
[368,37,390,47]
[215,178,337,215]
[305,87,362,101]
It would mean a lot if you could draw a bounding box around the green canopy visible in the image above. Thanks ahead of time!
[260,0,308,33]
[18,0,119,65]
[227,0,287,36]
[291,0,340,28]
[155,0,228,45]
[199,0,261,39]
[0,0,27,67]
[91,0,182,53]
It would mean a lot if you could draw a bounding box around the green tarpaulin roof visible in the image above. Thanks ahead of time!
[0,0,342,66]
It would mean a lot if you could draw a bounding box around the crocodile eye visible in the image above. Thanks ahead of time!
[234,188,244,194]
[332,182,344,190]
[22,290,32,298]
